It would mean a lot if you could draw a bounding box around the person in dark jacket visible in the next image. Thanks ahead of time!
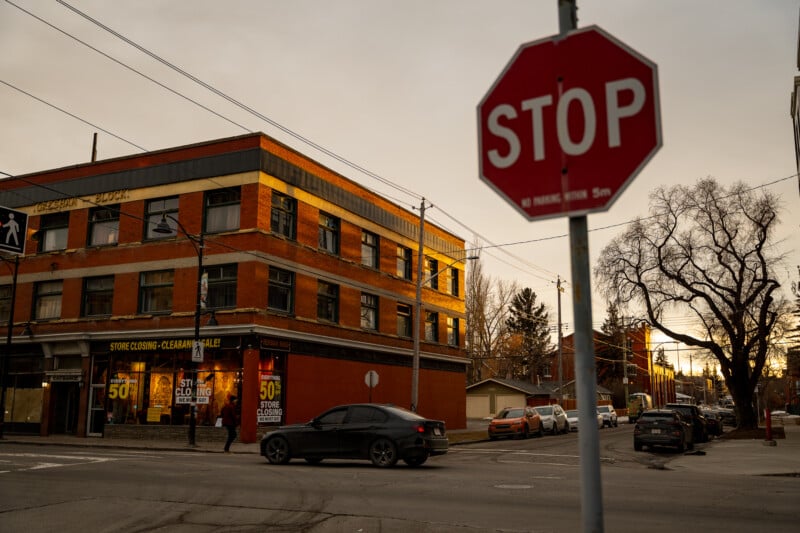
[221,396,239,453]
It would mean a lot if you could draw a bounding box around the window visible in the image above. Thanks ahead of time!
[425,311,439,342]
[145,197,179,240]
[268,267,294,313]
[0,285,10,323]
[139,270,174,314]
[34,280,63,320]
[448,268,459,296]
[204,188,240,233]
[423,257,438,289]
[396,245,412,280]
[397,303,412,337]
[318,212,339,254]
[317,281,339,323]
[205,264,237,309]
[360,293,378,330]
[447,316,459,346]
[83,276,114,317]
[88,205,119,246]
[271,192,296,239]
[37,212,69,252]
[361,230,379,268]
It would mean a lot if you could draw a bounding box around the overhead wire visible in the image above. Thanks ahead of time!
[6,0,798,304]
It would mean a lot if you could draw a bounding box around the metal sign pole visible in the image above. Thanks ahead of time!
[560,2,604,532]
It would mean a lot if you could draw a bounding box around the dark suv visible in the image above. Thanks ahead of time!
[664,403,708,443]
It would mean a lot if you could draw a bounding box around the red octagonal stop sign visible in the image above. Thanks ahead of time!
[478,26,662,221]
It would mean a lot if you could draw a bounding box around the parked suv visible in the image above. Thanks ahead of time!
[597,404,618,427]
[664,403,708,443]
[533,404,570,434]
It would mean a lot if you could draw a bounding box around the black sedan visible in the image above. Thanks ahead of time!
[260,403,448,467]
[634,409,694,452]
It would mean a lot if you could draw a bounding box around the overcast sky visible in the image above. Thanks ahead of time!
[1,1,798,372]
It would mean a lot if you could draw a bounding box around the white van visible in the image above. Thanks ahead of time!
[627,393,653,423]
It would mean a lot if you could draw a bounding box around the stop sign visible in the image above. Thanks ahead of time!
[478,26,661,220]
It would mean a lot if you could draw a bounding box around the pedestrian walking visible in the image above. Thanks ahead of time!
[221,396,239,453]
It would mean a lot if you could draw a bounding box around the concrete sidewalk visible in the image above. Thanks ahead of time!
[667,420,800,476]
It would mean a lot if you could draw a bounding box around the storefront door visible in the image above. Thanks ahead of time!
[51,382,79,434]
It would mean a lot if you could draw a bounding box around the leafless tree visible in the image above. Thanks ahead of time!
[465,251,517,384]
[594,178,786,429]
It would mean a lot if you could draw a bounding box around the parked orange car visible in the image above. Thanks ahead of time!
[488,407,543,440]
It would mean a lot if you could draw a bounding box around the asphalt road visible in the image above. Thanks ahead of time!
[0,426,797,532]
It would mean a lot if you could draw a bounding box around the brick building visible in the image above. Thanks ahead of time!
[552,323,674,409]
[0,133,470,442]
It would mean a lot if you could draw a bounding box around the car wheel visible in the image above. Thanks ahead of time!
[304,457,323,465]
[264,436,291,465]
[520,424,529,439]
[613,420,618,428]
[403,454,428,467]
[369,438,398,467]
[634,441,643,452]
[537,423,544,437]
[552,423,558,435]
[563,421,570,434]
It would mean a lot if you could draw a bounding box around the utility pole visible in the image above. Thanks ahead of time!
[557,276,564,402]
[410,198,426,413]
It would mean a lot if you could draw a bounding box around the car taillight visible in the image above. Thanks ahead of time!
[415,424,426,434]
[671,423,683,436]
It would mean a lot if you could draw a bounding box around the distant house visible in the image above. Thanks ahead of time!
[466,377,614,419]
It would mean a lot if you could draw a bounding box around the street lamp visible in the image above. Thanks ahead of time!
[153,214,204,446]
[411,254,478,412]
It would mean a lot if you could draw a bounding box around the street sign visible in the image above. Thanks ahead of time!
[478,25,661,221]
[192,340,204,363]
[0,205,28,255]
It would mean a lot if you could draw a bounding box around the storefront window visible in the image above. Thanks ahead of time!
[100,341,242,426]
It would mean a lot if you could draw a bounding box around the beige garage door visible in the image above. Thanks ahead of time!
[466,395,490,419]
[495,394,525,414]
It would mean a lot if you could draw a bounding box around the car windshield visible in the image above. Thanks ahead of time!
[499,408,525,419]
[566,410,578,417]
[535,406,553,416]
[380,404,428,421]
[598,406,610,413]
[641,413,674,423]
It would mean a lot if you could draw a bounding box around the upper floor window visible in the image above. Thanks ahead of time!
[318,213,340,255]
[271,192,296,240]
[37,212,69,252]
[317,281,339,323]
[88,205,119,246]
[447,316,459,346]
[360,293,378,330]
[267,267,294,314]
[83,276,114,317]
[0,285,10,323]
[423,257,438,289]
[205,264,237,309]
[145,197,179,240]
[139,270,173,314]
[397,303,412,338]
[361,230,379,269]
[396,245,412,280]
[447,267,460,296]
[425,311,439,342]
[34,280,63,320]
[205,188,240,234]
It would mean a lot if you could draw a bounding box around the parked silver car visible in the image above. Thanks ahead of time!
[597,404,619,427]
[534,404,570,434]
